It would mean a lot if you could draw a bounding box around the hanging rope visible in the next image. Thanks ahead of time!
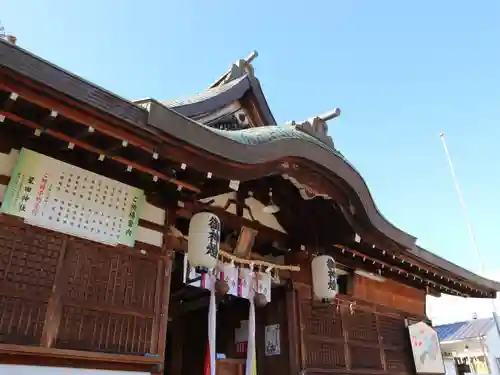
[218,249,300,272]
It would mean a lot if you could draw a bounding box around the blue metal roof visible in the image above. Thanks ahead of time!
[435,318,495,342]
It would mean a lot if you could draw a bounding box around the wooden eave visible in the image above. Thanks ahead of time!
[0,40,498,298]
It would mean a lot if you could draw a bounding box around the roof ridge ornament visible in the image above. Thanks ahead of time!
[221,50,259,84]
[292,108,341,148]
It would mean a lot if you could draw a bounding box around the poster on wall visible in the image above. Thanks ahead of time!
[408,321,445,374]
[265,324,281,356]
[0,148,145,247]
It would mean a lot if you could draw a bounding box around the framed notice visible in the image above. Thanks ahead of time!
[0,148,145,247]
[265,324,281,356]
[408,321,445,374]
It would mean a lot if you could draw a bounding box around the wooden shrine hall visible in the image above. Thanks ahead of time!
[0,38,498,375]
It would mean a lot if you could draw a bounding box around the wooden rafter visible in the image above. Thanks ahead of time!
[334,245,474,297]
[0,110,200,193]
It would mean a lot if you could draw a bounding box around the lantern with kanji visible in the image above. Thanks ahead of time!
[311,255,338,303]
[188,212,221,273]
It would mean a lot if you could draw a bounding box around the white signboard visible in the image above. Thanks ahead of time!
[235,320,249,355]
[265,324,281,356]
[1,148,144,247]
[0,365,147,375]
[408,321,445,374]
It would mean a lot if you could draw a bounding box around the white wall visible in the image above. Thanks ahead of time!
[439,328,500,375]
[444,358,458,375]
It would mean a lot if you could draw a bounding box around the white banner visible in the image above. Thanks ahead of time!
[183,256,272,302]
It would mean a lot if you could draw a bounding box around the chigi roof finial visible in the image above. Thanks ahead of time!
[317,108,341,122]
[291,107,342,148]
[246,50,258,64]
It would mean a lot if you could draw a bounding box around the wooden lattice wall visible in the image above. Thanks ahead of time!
[0,214,169,356]
[295,283,415,375]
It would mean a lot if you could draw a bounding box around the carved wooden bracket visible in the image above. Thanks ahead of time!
[233,226,259,259]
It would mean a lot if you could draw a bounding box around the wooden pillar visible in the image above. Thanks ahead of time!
[285,250,310,375]
[40,236,68,348]
[285,281,300,375]
[169,318,185,375]
[151,208,176,374]
[341,306,351,370]
[375,313,387,371]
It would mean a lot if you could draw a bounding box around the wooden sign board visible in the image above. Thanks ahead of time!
[1,148,144,247]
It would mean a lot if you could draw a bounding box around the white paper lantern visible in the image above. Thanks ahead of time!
[188,212,221,271]
[311,255,338,302]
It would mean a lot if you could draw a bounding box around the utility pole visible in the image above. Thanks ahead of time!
[439,132,500,335]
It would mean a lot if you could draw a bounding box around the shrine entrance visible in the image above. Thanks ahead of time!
[164,253,290,375]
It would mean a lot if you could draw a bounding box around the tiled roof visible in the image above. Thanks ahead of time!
[435,318,495,342]
[161,75,247,109]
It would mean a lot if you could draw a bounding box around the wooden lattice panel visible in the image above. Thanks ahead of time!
[0,295,46,345]
[305,303,343,339]
[62,239,157,313]
[378,315,407,347]
[344,309,378,343]
[349,345,382,370]
[56,305,153,354]
[385,348,412,373]
[56,239,158,354]
[305,339,346,369]
[0,217,63,345]
[0,218,63,301]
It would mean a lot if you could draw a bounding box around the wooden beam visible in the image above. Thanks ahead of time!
[233,226,258,258]
[2,91,19,112]
[0,343,163,366]
[153,209,176,361]
[0,110,200,193]
[40,236,69,348]
[178,201,288,247]
[0,79,159,156]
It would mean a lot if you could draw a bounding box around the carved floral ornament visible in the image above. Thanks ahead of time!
[281,174,332,201]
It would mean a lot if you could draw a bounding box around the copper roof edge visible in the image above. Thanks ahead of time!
[1,39,498,295]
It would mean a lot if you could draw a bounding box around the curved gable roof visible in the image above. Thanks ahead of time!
[159,75,249,118]
[155,55,277,125]
[1,39,499,295]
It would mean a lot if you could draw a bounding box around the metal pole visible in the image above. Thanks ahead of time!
[439,132,500,333]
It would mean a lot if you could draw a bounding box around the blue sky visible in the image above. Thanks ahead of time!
[3,0,500,319]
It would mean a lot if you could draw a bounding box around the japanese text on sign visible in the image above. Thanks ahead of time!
[326,258,337,291]
[206,216,220,258]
